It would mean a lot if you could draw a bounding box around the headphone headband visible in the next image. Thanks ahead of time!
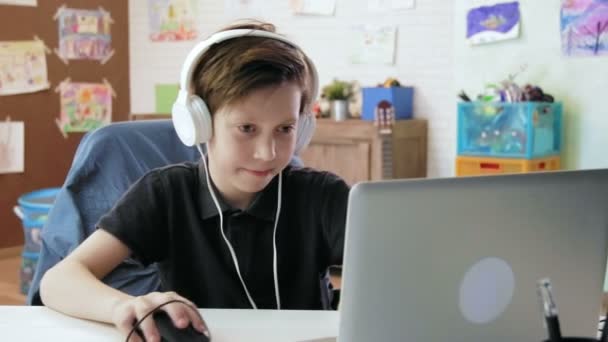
[178,29,319,105]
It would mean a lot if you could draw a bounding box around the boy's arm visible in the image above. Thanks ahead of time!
[41,169,169,323]
[40,229,134,323]
[40,229,208,341]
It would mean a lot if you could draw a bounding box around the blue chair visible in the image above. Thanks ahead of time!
[27,119,329,308]
[28,120,200,305]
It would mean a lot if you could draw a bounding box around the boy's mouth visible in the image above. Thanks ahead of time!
[243,168,273,177]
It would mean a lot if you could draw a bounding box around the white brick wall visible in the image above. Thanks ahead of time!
[129,0,456,177]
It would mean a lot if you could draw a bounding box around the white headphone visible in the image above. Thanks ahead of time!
[172,29,319,310]
[171,28,318,155]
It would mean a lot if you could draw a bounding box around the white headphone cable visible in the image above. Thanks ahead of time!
[196,144,281,310]
[272,172,282,310]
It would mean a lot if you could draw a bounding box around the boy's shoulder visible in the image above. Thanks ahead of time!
[144,161,200,185]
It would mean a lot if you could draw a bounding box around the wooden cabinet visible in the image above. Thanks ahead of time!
[300,119,427,185]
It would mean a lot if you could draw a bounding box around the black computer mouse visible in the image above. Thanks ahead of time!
[148,310,210,342]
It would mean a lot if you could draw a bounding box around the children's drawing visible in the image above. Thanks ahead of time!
[148,0,197,42]
[0,120,24,174]
[289,0,336,15]
[0,0,36,6]
[54,6,114,64]
[224,0,263,20]
[561,0,608,57]
[367,0,415,12]
[349,25,397,65]
[467,1,520,45]
[56,80,114,134]
[0,40,49,96]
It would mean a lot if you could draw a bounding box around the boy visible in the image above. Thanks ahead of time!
[40,21,349,342]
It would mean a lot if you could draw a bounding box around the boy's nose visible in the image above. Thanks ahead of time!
[253,138,276,161]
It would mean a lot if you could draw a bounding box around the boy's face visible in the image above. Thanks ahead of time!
[207,81,301,205]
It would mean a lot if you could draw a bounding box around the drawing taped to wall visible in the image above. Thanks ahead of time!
[0,0,36,6]
[466,1,521,45]
[367,0,415,12]
[54,5,114,64]
[225,0,263,16]
[349,25,397,65]
[289,0,336,15]
[148,0,197,41]
[55,79,114,135]
[561,0,608,57]
[0,119,24,174]
[0,40,50,96]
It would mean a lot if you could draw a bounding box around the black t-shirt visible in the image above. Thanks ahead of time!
[98,161,350,310]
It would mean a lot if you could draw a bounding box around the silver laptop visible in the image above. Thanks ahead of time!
[338,169,608,342]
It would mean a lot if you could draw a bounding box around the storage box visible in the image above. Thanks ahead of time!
[455,155,561,177]
[457,102,562,159]
[20,252,39,295]
[22,218,44,254]
[16,188,60,254]
[362,86,413,121]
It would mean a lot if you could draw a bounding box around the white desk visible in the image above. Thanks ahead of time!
[0,306,339,342]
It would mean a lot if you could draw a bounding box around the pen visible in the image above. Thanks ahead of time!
[537,278,562,342]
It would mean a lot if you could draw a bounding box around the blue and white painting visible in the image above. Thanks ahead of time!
[467,1,521,46]
[561,0,608,57]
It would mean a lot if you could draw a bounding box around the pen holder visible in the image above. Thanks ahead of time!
[543,338,598,341]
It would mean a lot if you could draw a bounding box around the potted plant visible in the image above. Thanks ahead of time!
[322,79,353,121]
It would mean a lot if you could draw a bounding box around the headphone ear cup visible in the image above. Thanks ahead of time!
[294,114,315,155]
[188,95,213,144]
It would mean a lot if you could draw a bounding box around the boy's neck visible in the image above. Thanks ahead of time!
[207,161,254,211]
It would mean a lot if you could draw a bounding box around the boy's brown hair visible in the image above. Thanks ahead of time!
[192,21,314,116]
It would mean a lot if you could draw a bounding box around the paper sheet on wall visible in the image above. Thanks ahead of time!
[148,0,198,41]
[56,81,113,134]
[290,0,335,16]
[54,6,114,63]
[0,40,50,96]
[0,120,24,174]
[224,0,264,20]
[155,84,179,113]
[466,1,520,45]
[349,25,397,65]
[561,0,608,57]
[0,0,36,6]
[367,0,415,12]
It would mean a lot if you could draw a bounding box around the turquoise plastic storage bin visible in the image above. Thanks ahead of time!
[20,252,39,295]
[14,188,60,254]
[362,86,414,121]
[14,188,59,295]
[457,102,562,159]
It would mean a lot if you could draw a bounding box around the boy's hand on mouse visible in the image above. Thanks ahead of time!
[111,291,208,342]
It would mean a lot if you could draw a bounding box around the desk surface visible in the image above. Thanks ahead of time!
[0,306,339,342]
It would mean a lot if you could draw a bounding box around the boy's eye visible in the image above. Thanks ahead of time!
[238,124,255,133]
[279,125,295,134]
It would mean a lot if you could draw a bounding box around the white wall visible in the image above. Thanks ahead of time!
[454,0,608,170]
[454,0,608,290]
[129,0,608,291]
[129,0,455,178]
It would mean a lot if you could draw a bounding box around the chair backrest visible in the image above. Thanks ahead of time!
[28,120,201,304]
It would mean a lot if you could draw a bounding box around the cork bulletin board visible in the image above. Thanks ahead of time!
[0,1,129,248]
